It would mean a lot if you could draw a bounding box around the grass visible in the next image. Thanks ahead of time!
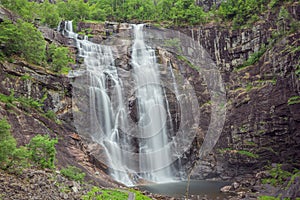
[237,150,259,158]
[288,96,300,105]
[60,66,71,75]
[0,91,43,110]
[81,187,151,200]
[262,164,292,186]
[20,74,32,80]
[177,55,200,71]
[236,45,267,71]
[60,165,86,182]
[258,196,280,200]
[218,148,259,158]
[286,171,300,189]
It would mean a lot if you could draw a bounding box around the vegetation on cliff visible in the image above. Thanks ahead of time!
[1,0,298,71]
[0,118,58,172]
[0,118,153,199]
[0,0,298,27]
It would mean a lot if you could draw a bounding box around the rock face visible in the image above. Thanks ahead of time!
[0,60,118,187]
[181,3,300,180]
[74,13,299,184]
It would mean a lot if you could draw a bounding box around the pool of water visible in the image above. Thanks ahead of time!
[138,180,233,199]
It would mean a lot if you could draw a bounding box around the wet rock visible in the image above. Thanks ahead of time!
[232,182,240,190]
[220,185,232,193]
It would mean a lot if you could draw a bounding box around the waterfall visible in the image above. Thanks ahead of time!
[131,24,173,182]
[62,21,177,185]
[61,21,134,185]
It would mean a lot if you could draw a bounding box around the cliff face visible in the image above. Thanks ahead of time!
[0,60,118,187]
[74,6,300,181]
[182,3,300,180]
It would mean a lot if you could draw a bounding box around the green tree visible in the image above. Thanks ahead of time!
[47,43,72,72]
[157,0,175,21]
[28,134,58,169]
[37,2,61,28]
[0,20,46,64]
[0,0,39,22]
[0,118,17,169]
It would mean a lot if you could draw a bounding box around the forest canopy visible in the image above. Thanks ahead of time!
[0,0,295,27]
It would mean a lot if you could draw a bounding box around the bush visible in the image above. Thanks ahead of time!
[262,164,292,186]
[60,165,86,182]
[9,146,30,173]
[237,45,267,70]
[0,118,31,173]
[0,20,46,64]
[0,119,17,169]
[47,43,72,73]
[28,134,58,169]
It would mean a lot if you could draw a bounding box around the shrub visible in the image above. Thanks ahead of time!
[262,164,292,186]
[60,165,86,182]
[47,43,72,73]
[45,110,57,121]
[0,119,17,169]
[237,45,267,70]
[8,146,30,173]
[0,20,46,64]
[28,134,58,169]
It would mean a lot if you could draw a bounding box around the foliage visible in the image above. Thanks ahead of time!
[47,43,72,73]
[218,148,259,158]
[0,0,296,28]
[237,45,267,70]
[286,171,300,189]
[60,165,86,182]
[45,110,57,121]
[9,146,31,173]
[0,0,39,22]
[130,189,152,200]
[0,90,43,111]
[81,187,126,200]
[288,96,300,105]
[0,118,31,173]
[258,196,280,200]
[0,118,17,169]
[262,164,292,186]
[37,1,60,28]
[82,187,151,200]
[237,150,259,158]
[18,96,43,110]
[0,20,46,64]
[217,0,268,27]
[0,93,14,104]
[28,134,58,169]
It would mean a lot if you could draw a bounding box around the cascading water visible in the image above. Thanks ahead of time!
[61,21,134,185]
[131,24,173,182]
[61,21,185,185]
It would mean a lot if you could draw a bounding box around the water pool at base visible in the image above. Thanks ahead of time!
[138,180,233,199]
